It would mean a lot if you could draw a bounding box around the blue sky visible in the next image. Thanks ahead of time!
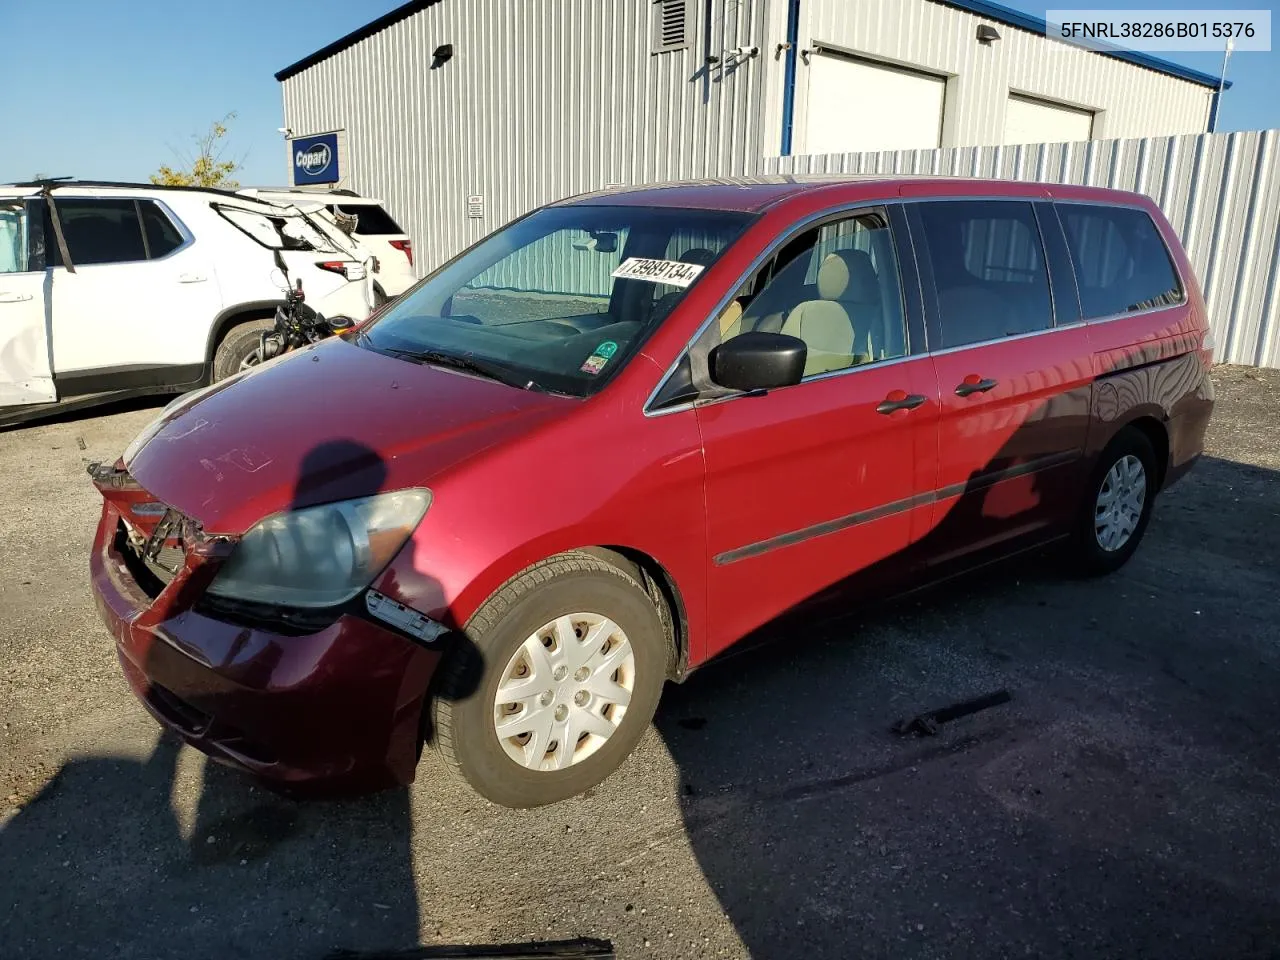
[1,0,1275,186]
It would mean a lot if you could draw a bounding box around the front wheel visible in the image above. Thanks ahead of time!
[1067,426,1158,576]
[431,554,668,808]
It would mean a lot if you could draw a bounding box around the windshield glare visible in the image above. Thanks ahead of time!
[357,205,752,395]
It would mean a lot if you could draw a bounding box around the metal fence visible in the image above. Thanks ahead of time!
[763,130,1280,369]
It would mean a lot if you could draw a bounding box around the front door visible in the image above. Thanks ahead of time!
[694,207,940,658]
[906,198,1093,567]
[0,198,55,407]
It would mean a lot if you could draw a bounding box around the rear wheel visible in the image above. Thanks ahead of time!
[431,554,667,808]
[1067,427,1158,576]
[212,318,274,381]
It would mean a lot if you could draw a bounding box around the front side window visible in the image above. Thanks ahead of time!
[0,201,29,274]
[45,198,146,266]
[359,205,752,396]
[1059,204,1183,318]
[914,200,1053,348]
[717,211,908,376]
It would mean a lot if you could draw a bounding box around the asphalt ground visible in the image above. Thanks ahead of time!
[1,365,1277,959]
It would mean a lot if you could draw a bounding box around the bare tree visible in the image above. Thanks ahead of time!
[151,113,243,189]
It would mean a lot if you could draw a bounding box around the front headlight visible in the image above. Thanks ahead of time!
[207,489,431,608]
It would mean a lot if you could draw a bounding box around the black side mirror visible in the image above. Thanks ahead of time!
[708,331,806,392]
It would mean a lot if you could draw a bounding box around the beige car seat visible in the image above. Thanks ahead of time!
[718,299,745,337]
[780,250,878,375]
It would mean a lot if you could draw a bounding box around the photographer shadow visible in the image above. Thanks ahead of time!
[0,438,426,959]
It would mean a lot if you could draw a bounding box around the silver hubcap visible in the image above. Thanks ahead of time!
[1094,454,1146,552]
[493,613,635,772]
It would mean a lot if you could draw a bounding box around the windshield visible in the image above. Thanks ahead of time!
[213,202,347,254]
[356,205,753,395]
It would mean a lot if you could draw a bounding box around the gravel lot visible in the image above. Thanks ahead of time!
[1,367,1278,959]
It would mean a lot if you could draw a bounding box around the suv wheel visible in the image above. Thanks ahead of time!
[212,318,274,381]
[1068,426,1158,576]
[431,553,667,808]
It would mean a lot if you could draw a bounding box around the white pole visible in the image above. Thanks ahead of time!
[1211,37,1235,131]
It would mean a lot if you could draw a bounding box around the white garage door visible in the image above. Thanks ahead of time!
[1004,95,1094,145]
[804,52,946,155]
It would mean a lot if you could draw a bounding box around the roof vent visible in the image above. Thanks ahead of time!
[651,0,691,54]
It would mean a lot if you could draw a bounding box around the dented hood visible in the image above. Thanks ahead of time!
[124,338,573,534]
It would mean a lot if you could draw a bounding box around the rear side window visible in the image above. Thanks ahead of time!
[332,203,402,235]
[914,200,1053,349]
[45,198,146,266]
[1058,204,1183,318]
[139,200,185,258]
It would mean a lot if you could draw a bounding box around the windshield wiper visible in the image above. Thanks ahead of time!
[376,344,525,386]
[357,332,555,392]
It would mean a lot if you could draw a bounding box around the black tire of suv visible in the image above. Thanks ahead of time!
[431,553,668,808]
[212,319,274,381]
[1067,426,1159,577]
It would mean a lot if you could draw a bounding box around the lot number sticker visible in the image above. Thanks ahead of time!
[611,257,705,287]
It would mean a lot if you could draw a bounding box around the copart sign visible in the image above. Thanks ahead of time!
[291,132,340,186]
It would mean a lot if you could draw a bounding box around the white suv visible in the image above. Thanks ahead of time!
[0,181,376,426]
[237,189,416,300]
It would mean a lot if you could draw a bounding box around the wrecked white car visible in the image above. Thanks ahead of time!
[0,180,377,426]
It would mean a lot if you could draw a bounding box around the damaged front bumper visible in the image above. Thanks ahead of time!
[88,464,443,793]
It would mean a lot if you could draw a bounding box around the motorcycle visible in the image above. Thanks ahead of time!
[240,251,358,371]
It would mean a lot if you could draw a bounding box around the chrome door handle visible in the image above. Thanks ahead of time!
[954,377,998,397]
[0,292,33,303]
[876,392,928,414]
[178,273,207,283]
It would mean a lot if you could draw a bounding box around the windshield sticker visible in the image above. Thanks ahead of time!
[611,257,705,288]
[580,339,618,375]
[580,354,610,375]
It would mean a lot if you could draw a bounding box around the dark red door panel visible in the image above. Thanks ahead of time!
[904,198,1094,567]
[923,327,1094,565]
[697,357,939,659]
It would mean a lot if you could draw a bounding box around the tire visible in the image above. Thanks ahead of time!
[212,318,274,381]
[1067,426,1159,577]
[432,553,668,808]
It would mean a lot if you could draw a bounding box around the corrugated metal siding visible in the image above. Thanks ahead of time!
[281,0,768,279]
[786,0,1213,154]
[765,129,1280,368]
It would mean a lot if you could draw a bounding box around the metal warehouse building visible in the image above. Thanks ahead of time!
[276,0,1227,275]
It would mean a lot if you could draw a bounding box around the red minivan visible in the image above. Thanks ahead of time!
[89,177,1214,807]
